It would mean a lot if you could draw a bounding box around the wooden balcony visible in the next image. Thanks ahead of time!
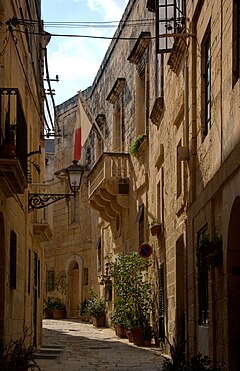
[88,152,130,222]
[0,88,28,196]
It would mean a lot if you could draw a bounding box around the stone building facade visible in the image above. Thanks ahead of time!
[0,0,50,346]
[45,0,240,369]
[44,95,100,319]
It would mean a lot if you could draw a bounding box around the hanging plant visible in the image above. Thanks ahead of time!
[129,134,146,157]
[196,233,223,268]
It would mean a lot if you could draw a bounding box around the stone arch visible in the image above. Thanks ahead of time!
[65,255,83,318]
[0,213,5,339]
[227,196,240,371]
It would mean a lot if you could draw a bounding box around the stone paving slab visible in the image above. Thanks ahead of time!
[35,319,165,371]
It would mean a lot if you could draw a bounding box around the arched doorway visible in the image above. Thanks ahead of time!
[68,261,79,318]
[228,196,240,371]
[0,213,5,339]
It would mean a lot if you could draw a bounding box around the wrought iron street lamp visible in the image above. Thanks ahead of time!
[28,160,84,212]
[66,160,84,195]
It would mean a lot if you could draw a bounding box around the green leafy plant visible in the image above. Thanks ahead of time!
[129,134,146,157]
[52,297,66,310]
[162,337,222,371]
[0,327,40,370]
[43,296,56,318]
[87,297,105,318]
[108,253,154,336]
[85,289,105,318]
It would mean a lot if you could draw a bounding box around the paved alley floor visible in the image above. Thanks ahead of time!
[36,319,165,371]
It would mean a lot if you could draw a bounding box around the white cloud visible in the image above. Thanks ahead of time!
[86,0,128,20]
[45,0,127,105]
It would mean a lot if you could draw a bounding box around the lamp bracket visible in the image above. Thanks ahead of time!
[28,193,74,213]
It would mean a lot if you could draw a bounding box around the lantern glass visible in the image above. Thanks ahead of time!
[66,160,84,194]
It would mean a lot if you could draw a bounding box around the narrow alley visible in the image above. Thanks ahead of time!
[36,319,165,371]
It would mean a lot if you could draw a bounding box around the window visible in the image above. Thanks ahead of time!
[113,104,123,152]
[83,268,89,286]
[106,78,126,152]
[233,0,240,86]
[159,262,165,341]
[156,0,185,53]
[136,58,149,135]
[197,226,209,325]
[201,25,211,136]
[10,230,17,289]
[70,193,79,224]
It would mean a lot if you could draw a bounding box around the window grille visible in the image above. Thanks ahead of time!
[156,0,185,53]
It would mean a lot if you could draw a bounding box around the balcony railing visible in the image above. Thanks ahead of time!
[88,152,130,221]
[0,88,28,196]
[88,152,130,198]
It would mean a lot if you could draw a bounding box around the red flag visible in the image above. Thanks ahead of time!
[74,127,81,160]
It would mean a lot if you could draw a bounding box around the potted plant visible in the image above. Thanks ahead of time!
[88,296,105,327]
[79,298,91,322]
[129,134,147,158]
[108,253,154,346]
[0,327,40,370]
[43,296,55,319]
[111,302,127,338]
[149,220,161,236]
[52,298,66,319]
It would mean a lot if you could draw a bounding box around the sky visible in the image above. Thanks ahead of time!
[42,0,128,106]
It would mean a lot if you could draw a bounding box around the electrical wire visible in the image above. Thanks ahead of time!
[15,29,155,41]
[9,30,51,133]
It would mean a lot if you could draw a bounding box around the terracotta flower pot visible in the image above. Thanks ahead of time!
[53,309,65,319]
[150,224,161,236]
[115,324,127,338]
[131,327,144,346]
[92,315,105,327]
[125,329,133,343]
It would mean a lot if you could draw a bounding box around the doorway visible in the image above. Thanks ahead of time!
[227,196,240,371]
[69,261,79,318]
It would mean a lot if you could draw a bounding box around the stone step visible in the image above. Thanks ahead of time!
[35,345,64,359]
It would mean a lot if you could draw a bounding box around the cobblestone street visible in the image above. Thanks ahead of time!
[36,319,165,370]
